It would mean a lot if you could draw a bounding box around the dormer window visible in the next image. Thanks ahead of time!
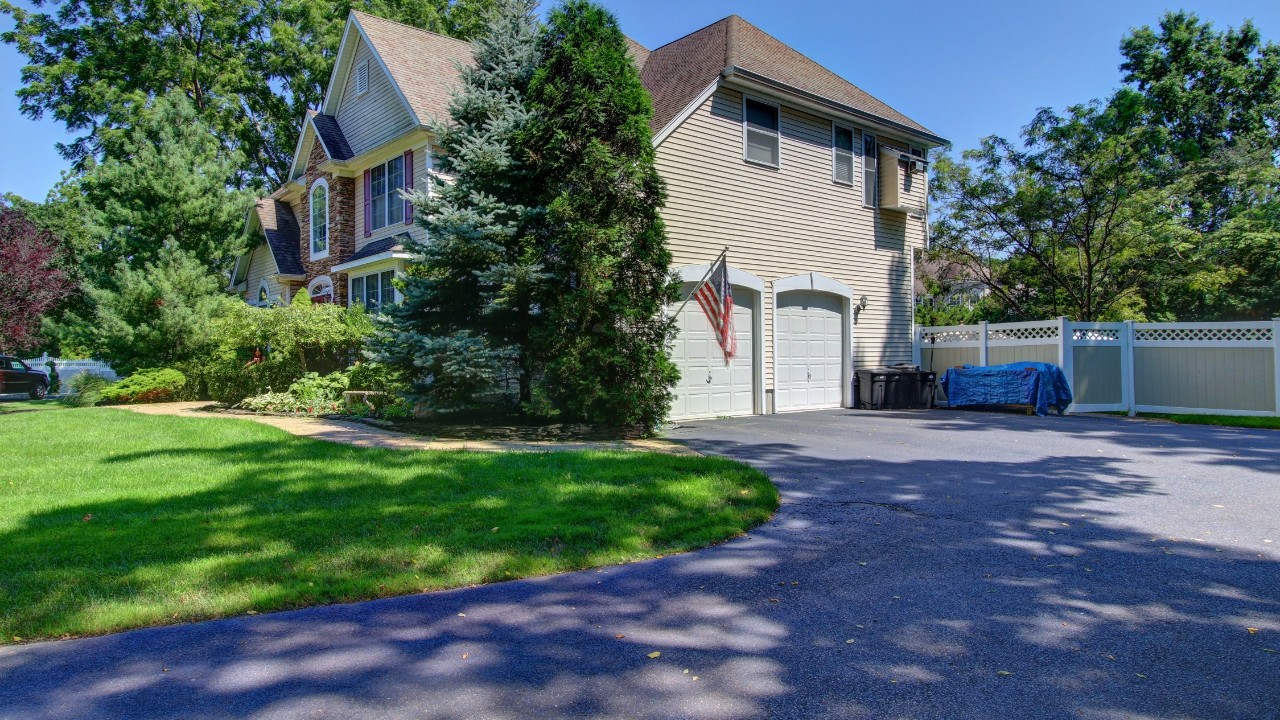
[310,179,329,260]
[355,59,370,96]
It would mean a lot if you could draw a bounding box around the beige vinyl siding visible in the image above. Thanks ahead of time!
[655,86,927,388]
[335,37,416,158]
[243,244,288,305]
[355,146,431,253]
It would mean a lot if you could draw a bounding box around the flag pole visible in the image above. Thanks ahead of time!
[668,246,729,323]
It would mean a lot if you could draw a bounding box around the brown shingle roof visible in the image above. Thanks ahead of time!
[344,11,938,146]
[255,200,305,277]
[642,15,940,141]
[351,10,474,125]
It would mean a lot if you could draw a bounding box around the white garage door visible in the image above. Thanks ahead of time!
[669,288,755,420]
[776,291,845,411]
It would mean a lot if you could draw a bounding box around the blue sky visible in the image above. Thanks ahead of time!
[2,0,1278,201]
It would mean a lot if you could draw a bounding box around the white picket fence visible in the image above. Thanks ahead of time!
[21,354,119,388]
[914,318,1280,417]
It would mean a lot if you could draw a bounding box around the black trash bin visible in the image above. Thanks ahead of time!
[857,367,936,410]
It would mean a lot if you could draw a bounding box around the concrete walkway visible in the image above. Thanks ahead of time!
[120,402,698,455]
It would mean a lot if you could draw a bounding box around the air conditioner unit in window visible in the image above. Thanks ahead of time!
[879,147,927,214]
[910,159,927,174]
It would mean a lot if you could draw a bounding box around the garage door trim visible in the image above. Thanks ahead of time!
[772,272,854,411]
[675,263,766,416]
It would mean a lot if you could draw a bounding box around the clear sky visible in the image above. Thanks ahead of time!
[2,0,1278,201]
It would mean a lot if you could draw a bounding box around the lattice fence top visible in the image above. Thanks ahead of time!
[922,329,981,344]
[1135,326,1273,343]
[1073,328,1120,341]
[988,325,1059,341]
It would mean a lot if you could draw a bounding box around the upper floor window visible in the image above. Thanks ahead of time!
[833,125,855,186]
[257,281,270,306]
[743,97,780,167]
[310,180,329,259]
[366,153,410,233]
[862,133,878,207]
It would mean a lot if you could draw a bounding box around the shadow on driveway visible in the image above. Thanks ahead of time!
[2,409,1278,719]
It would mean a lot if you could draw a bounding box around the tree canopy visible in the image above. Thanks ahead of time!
[0,0,501,184]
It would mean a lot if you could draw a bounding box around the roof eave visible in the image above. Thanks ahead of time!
[724,67,949,147]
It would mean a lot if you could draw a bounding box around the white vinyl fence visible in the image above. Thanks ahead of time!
[21,353,119,388]
[914,318,1280,417]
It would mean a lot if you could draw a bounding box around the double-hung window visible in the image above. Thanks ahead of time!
[350,270,397,311]
[743,97,780,167]
[833,125,855,185]
[862,133,878,207]
[368,156,405,231]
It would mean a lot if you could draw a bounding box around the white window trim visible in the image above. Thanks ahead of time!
[309,178,330,261]
[832,122,855,187]
[308,275,334,302]
[367,154,407,233]
[862,132,878,208]
[741,94,781,169]
[348,268,401,310]
[355,59,370,96]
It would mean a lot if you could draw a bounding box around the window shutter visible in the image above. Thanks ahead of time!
[363,169,372,238]
[403,149,414,225]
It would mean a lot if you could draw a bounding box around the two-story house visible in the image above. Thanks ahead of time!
[229,11,947,421]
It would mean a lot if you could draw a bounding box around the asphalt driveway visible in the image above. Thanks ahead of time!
[2,409,1278,719]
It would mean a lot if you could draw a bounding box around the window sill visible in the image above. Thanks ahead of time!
[743,158,780,170]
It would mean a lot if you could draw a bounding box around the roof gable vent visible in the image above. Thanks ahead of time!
[355,59,370,96]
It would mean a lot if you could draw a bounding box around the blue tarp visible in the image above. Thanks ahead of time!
[939,362,1073,416]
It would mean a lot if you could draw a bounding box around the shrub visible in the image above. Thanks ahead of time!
[99,368,187,404]
[62,373,109,407]
[346,361,407,395]
[289,371,349,407]
[236,390,342,415]
[44,361,60,394]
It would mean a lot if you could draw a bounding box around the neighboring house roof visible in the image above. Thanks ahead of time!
[308,111,354,161]
[255,200,306,277]
[348,11,474,125]
[643,15,941,143]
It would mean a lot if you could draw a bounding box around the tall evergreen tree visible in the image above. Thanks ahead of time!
[371,0,544,409]
[54,92,252,369]
[523,0,678,428]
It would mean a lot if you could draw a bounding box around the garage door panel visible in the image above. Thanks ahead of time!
[776,290,846,412]
[670,286,755,420]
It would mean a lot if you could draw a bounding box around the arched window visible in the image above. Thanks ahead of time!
[257,281,270,306]
[310,179,329,260]
[308,275,334,304]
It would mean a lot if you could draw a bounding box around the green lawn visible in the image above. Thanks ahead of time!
[0,408,776,642]
[0,399,62,414]
[1103,411,1280,429]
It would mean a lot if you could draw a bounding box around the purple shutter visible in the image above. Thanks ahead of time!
[363,169,372,238]
[403,149,414,225]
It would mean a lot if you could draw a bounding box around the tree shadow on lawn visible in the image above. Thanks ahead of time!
[0,439,774,643]
[2,422,1278,719]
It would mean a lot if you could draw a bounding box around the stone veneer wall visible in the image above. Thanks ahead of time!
[296,142,355,305]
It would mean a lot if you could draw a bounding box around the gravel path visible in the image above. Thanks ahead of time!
[118,402,697,455]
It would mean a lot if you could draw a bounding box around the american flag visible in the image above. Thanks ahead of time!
[694,254,736,361]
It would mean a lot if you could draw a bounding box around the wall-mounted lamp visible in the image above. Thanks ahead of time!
[858,295,869,310]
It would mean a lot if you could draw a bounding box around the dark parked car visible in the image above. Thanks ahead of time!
[0,356,49,399]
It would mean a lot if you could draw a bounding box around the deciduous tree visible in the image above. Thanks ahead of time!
[0,205,73,353]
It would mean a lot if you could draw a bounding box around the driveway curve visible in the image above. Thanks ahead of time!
[2,409,1278,720]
